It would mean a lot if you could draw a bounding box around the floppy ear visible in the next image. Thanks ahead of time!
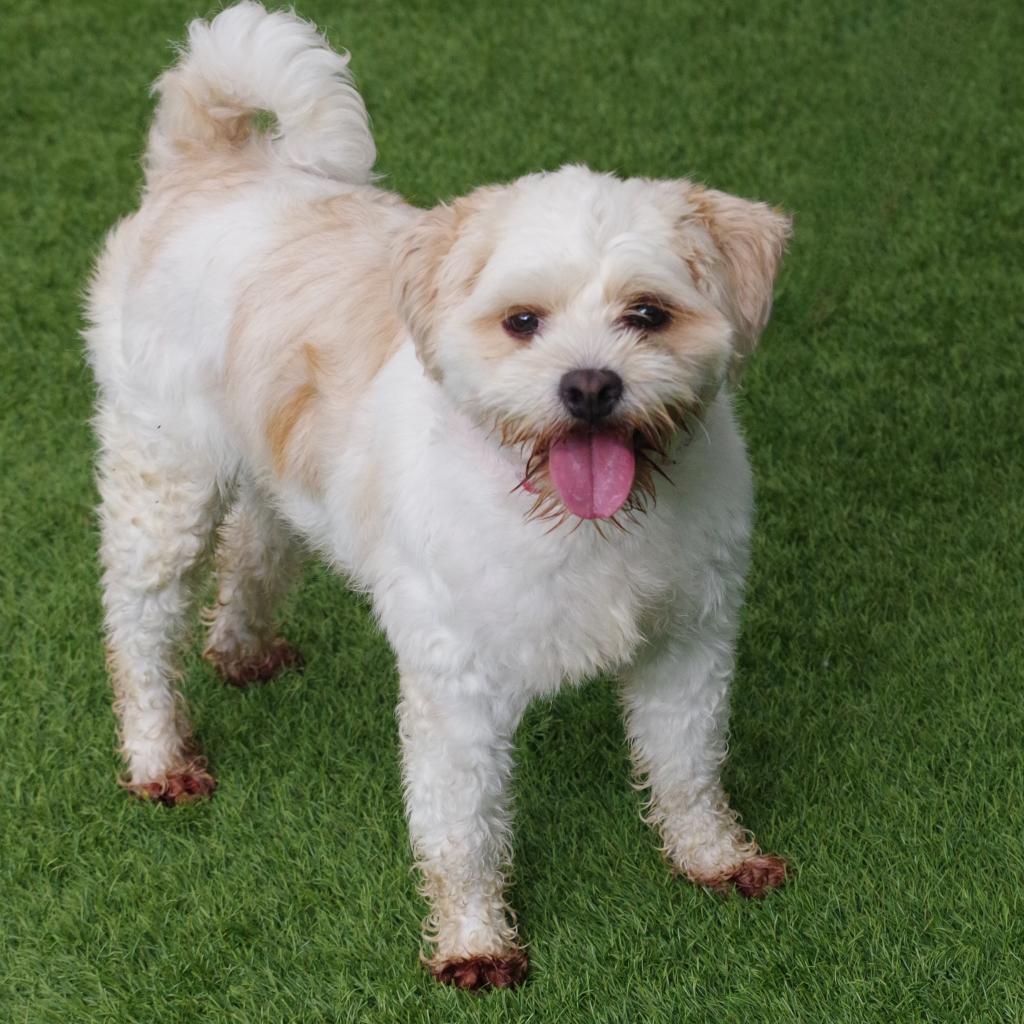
[686,185,792,372]
[392,186,504,381]
[391,204,459,381]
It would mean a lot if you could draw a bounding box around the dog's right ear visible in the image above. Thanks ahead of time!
[391,203,456,380]
[391,205,459,382]
[393,186,504,381]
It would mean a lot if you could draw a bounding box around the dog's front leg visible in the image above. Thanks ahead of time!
[622,630,787,898]
[398,671,528,990]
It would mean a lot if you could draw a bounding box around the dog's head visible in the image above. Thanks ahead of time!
[393,166,790,523]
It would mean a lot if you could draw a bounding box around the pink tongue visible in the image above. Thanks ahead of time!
[548,434,636,520]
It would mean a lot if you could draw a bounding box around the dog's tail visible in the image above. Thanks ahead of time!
[145,1,375,186]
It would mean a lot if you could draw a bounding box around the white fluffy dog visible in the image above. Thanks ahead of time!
[85,2,792,989]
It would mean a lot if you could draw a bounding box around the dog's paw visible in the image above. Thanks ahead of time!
[430,950,528,991]
[126,764,217,806]
[700,854,788,898]
[204,637,303,688]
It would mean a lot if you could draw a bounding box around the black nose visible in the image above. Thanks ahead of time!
[559,368,624,423]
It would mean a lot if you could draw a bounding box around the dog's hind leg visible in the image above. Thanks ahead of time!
[202,479,304,687]
[96,409,224,804]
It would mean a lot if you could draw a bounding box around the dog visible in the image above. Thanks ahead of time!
[84,1,792,990]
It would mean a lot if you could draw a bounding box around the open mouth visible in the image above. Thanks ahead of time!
[510,409,685,526]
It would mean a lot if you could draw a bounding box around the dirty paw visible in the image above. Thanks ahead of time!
[701,854,788,898]
[204,637,303,688]
[430,951,528,990]
[127,764,217,805]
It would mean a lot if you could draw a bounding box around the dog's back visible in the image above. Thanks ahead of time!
[84,2,399,488]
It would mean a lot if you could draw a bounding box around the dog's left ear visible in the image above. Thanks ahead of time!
[684,185,792,375]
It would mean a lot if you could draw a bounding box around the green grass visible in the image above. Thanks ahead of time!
[2,0,1023,1020]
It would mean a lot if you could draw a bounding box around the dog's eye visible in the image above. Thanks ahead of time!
[503,311,541,338]
[623,303,670,331]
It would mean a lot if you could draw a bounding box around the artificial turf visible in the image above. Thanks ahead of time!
[2,0,1023,1020]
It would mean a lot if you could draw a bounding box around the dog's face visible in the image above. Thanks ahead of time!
[394,166,790,523]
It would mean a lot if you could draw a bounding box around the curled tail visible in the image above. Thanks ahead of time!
[146,1,375,185]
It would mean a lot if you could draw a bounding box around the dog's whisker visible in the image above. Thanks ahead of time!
[608,514,628,533]
[650,462,674,485]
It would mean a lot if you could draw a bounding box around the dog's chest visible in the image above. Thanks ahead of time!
[430,521,674,690]
[524,543,666,685]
